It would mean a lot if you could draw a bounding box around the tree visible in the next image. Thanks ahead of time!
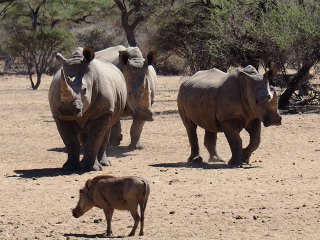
[7,28,74,89]
[113,0,171,46]
[152,0,320,107]
[0,0,110,89]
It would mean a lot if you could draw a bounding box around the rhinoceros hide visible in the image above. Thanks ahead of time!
[178,65,282,166]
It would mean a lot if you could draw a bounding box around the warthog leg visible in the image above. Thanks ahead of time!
[128,204,140,237]
[103,208,114,237]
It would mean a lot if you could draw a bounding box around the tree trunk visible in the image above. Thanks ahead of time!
[124,26,137,47]
[278,61,315,108]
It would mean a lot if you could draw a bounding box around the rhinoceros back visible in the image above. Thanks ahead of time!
[95,45,127,65]
[178,68,229,132]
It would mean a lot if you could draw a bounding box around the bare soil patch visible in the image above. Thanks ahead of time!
[0,75,320,240]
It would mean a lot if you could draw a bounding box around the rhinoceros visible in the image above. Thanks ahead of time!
[48,47,127,171]
[177,65,282,166]
[95,46,157,150]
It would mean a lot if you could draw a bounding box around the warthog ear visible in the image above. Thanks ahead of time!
[85,179,92,189]
[83,47,95,63]
[147,51,157,66]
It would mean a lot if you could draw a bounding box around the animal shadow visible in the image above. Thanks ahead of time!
[150,161,257,170]
[47,147,66,153]
[64,233,124,239]
[107,145,137,158]
[11,167,76,179]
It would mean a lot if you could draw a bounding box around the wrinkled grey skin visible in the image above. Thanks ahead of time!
[48,47,127,172]
[96,46,157,150]
[72,175,150,237]
[177,65,282,166]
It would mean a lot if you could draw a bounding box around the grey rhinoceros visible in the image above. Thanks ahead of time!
[177,65,282,166]
[48,47,127,171]
[95,46,157,150]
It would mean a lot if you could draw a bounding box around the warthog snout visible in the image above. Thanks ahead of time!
[72,207,82,218]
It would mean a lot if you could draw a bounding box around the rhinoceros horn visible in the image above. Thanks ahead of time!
[60,69,75,103]
[139,78,151,110]
[269,91,278,110]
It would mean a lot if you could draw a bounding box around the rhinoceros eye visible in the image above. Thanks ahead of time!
[82,87,87,95]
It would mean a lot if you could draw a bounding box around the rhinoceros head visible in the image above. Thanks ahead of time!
[118,47,156,121]
[56,47,95,118]
[240,65,282,127]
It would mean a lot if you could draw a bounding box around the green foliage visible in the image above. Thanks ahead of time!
[152,0,320,73]
[6,27,75,89]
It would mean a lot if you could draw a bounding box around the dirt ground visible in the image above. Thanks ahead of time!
[0,74,320,240]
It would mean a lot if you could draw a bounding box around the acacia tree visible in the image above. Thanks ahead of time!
[153,0,320,107]
[0,0,109,89]
[113,0,171,46]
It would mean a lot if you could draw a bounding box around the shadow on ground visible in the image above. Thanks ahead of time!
[47,146,136,158]
[150,162,258,170]
[64,233,124,239]
[9,168,77,179]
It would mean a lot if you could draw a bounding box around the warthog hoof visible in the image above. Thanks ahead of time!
[188,155,203,163]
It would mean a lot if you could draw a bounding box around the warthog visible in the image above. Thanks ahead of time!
[72,175,150,237]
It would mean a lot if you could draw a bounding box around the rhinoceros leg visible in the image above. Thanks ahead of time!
[81,115,112,171]
[109,121,123,146]
[204,130,224,162]
[243,119,261,164]
[182,119,203,163]
[222,121,245,166]
[128,119,146,150]
[98,130,112,167]
[55,119,81,171]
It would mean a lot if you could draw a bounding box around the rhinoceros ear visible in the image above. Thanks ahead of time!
[147,51,157,66]
[266,62,278,79]
[119,51,129,66]
[83,47,95,63]
[56,53,67,65]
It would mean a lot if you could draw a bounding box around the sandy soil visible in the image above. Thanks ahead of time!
[0,74,320,240]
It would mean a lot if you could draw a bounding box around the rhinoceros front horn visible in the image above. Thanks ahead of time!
[60,69,75,103]
[139,78,151,110]
[270,90,278,110]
